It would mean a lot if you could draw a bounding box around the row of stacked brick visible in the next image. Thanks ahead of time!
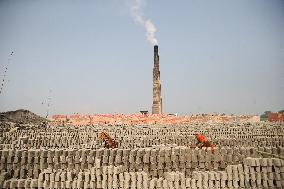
[0,129,102,149]
[1,123,284,150]
[1,157,284,188]
[0,135,283,150]
[0,146,283,180]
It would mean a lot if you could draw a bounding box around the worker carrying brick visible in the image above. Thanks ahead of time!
[195,133,216,152]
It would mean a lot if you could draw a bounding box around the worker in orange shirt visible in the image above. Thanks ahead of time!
[195,133,216,152]
[195,133,206,146]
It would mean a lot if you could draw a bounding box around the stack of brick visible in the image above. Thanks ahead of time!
[243,157,284,188]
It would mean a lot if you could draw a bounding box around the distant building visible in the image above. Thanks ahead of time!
[268,112,284,122]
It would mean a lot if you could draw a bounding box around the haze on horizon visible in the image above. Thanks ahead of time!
[0,0,283,117]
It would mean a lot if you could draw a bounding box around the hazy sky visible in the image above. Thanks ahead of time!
[0,0,283,116]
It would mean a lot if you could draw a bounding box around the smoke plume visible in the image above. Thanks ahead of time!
[130,0,158,45]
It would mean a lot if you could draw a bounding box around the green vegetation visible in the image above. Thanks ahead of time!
[260,111,271,119]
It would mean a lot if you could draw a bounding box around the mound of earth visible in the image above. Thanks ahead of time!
[0,109,48,125]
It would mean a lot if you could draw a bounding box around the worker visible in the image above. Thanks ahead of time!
[195,133,216,152]
[195,133,206,146]
[100,132,118,149]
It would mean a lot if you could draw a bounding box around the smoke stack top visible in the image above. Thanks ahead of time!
[154,45,158,53]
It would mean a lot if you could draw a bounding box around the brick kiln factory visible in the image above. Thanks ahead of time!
[0,46,283,189]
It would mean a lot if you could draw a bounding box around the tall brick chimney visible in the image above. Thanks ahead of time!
[152,45,162,114]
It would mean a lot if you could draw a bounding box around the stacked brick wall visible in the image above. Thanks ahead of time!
[1,147,284,188]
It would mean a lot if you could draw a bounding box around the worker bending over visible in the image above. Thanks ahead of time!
[195,133,216,152]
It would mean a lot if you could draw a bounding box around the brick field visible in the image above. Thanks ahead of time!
[0,122,283,188]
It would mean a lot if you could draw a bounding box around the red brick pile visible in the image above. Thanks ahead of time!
[50,114,260,126]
